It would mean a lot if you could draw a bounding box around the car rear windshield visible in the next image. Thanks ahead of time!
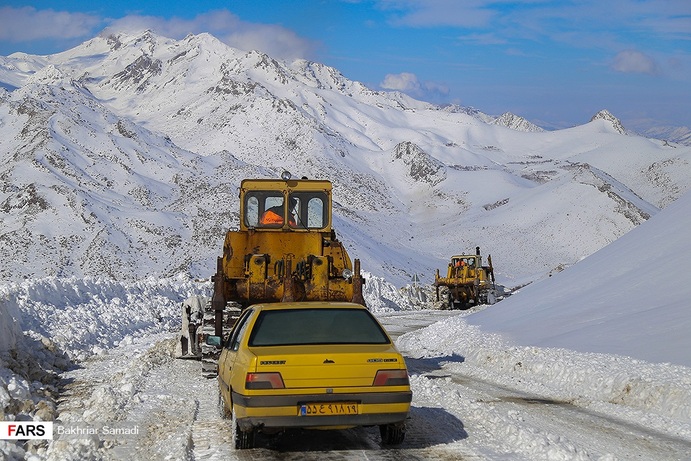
[248,308,391,346]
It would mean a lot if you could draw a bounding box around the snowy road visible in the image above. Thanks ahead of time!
[45,310,691,460]
[405,355,691,460]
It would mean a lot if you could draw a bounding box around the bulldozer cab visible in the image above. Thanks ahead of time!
[241,178,331,231]
[449,254,480,277]
[451,256,478,267]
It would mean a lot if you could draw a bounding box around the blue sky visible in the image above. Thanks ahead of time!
[1,1,690,129]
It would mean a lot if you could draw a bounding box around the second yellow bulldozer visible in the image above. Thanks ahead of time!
[434,247,496,310]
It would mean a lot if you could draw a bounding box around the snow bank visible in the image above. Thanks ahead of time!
[3,275,211,361]
[363,271,430,312]
[0,275,210,460]
[467,189,691,368]
[1,285,67,460]
[0,286,23,358]
[398,314,691,436]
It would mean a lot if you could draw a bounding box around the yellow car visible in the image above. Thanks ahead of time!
[211,301,412,449]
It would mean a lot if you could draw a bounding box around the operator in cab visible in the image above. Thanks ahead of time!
[260,197,297,226]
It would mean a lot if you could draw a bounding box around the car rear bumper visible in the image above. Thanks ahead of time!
[239,412,409,429]
[232,389,412,407]
[232,390,412,430]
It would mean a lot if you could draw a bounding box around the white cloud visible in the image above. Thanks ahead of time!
[218,26,318,61]
[380,72,449,101]
[611,50,658,75]
[0,6,101,41]
[381,72,421,92]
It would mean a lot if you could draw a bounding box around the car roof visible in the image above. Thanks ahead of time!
[248,301,368,312]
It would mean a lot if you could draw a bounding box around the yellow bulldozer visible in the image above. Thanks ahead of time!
[178,172,366,376]
[434,247,497,310]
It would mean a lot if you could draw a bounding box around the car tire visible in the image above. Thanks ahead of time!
[379,423,405,445]
[231,407,256,449]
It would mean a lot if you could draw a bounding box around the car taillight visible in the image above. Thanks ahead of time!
[373,369,409,386]
[245,372,285,389]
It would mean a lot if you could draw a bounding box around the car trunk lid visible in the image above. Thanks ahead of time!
[251,344,405,388]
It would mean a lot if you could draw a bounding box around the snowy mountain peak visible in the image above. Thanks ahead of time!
[441,105,543,132]
[108,29,158,52]
[77,29,159,59]
[27,64,68,85]
[590,109,626,134]
[492,112,544,132]
[441,104,493,123]
[111,53,163,92]
[291,59,349,91]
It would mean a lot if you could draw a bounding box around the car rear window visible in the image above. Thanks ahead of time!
[248,308,391,346]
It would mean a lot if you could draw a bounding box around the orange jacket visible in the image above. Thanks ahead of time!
[260,209,297,226]
[260,209,283,225]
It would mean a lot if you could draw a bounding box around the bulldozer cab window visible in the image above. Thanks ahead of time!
[245,192,287,228]
[288,192,328,230]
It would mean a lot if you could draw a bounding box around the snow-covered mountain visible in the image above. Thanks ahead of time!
[1,30,690,288]
[589,109,627,135]
[630,122,691,147]
[491,112,544,132]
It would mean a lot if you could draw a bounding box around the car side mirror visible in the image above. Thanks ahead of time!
[206,335,222,347]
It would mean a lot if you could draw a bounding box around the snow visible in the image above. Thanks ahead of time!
[399,314,691,434]
[0,293,21,356]
[1,29,691,460]
[4,276,211,361]
[466,188,691,367]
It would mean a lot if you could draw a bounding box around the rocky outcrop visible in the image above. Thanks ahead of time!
[590,109,626,134]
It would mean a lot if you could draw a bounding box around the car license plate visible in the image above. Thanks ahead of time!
[299,402,358,416]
